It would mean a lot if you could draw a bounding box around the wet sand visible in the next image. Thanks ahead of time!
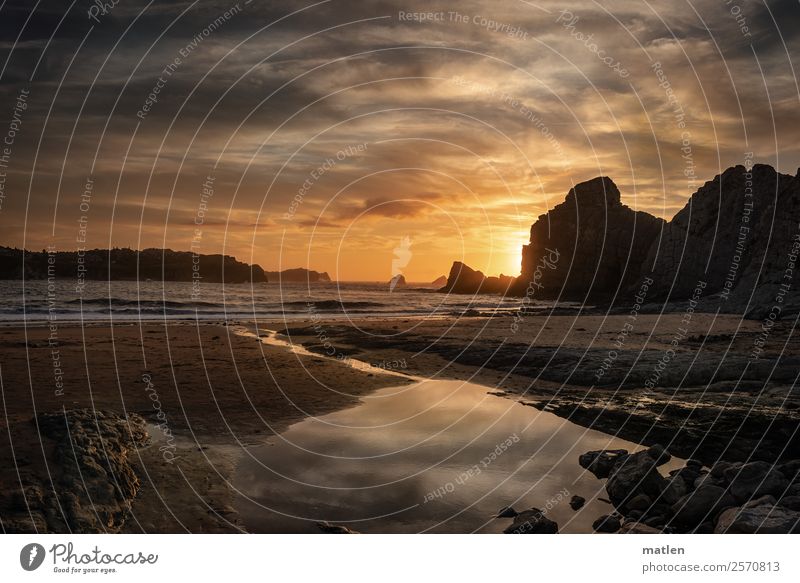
[1,313,797,533]
[270,312,800,463]
[0,322,410,533]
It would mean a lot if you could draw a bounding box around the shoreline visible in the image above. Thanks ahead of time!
[1,312,797,533]
[265,312,800,464]
[0,321,412,533]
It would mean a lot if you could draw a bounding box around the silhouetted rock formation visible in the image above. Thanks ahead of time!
[431,275,448,287]
[644,164,800,317]
[389,274,407,290]
[441,261,513,295]
[0,247,266,283]
[442,165,800,316]
[512,176,664,301]
[579,445,800,533]
[265,268,331,283]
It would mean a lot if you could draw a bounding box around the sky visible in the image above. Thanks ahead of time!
[0,0,798,281]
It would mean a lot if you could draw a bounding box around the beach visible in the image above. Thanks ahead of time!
[2,311,797,533]
[273,312,800,463]
[0,321,411,533]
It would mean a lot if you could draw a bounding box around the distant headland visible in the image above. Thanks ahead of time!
[0,246,331,285]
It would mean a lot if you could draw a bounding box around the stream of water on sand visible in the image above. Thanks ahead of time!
[231,331,683,533]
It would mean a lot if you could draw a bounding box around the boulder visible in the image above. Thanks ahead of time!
[618,522,662,534]
[626,493,652,512]
[503,508,558,534]
[743,495,777,509]
[388,274,407,290]
[569,495,586,511]
[605,449,669,510]
[660,476,689,505]
[693,473,719,489]
[579,449,628,479]
[710,461,737,481]
[778,496,800,511]
[441,262,485,295]
[495,506,517,518]
[724,461,790,502]
[592,515,621,533]
[778,460,800,482]
[693,521,715,533]
[33,409,149,533]
[644,516,666,529]
[670,485,737,527]
[647,444,671,467]
[715,505,800,533]
[315,521,359,534]
[672,467,701,486]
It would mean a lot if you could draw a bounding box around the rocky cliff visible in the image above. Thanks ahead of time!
[0,247,267,283]
[442,164,800,316]
[512,176,664,301]
[644,164,800,317]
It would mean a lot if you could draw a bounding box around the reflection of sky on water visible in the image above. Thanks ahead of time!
[234,379,682,533]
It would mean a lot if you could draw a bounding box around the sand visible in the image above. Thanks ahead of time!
[269,312,800,463]
[0,321,410,533]
[1,312,797,533]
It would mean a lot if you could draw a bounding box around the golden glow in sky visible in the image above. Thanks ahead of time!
[2,1,797,281]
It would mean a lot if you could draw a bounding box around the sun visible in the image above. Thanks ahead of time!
[504,246,523,277]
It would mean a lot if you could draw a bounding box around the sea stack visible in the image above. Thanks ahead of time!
[441,262,513,295]
[511,176,664,301]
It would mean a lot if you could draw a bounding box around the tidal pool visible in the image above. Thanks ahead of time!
[233,378,682,533]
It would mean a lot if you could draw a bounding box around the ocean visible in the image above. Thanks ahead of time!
[0,280,555,322]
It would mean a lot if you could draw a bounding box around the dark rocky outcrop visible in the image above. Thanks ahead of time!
[0,247,267,283]
[441,165,800,316]
[431,275,447,287]
[618,521,662,533]
[579,449,629,479]
[440,261,513,295]
[512,177,664,301]
[1,410,149,533]
[604,447,670,510]
[315,521,359,534]
[722,461,790,502]
[715,505,800,533]
[670,485,736,528]
[579,445,800,534]
[569,495,586,510]
[502,507,558,534]
[495,506,518,518]
[644,164,800,317]
[389,274,407,289]
[592,514,622,533]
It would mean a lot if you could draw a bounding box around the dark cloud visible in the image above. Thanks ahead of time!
[1,0,798,277]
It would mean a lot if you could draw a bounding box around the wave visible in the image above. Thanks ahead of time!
[67,297,220,308]
[282,300,386,311]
